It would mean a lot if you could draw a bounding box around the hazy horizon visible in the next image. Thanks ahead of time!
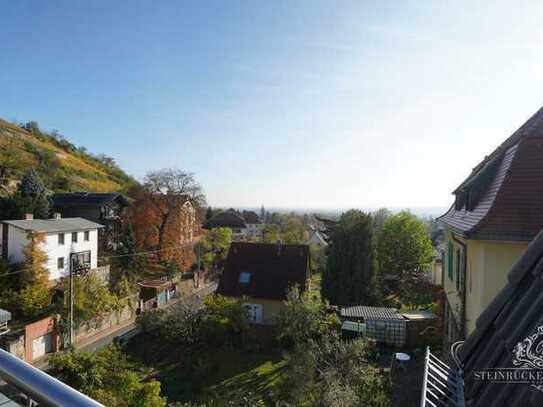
[222,205,449,219]
[2,1,542,209]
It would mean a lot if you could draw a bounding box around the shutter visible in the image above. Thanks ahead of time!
[448,242,454,280]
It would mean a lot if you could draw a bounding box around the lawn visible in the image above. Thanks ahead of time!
[125,332,286,405]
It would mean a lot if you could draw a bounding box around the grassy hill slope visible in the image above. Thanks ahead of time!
[0,119,138,195]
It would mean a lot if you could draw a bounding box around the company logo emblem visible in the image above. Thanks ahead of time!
[512,325,543,392]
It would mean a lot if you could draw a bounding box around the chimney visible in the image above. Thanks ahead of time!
[53,213,62,220]
[24,213,33,220]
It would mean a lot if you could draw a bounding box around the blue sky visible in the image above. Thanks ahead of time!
[2,1,543,210]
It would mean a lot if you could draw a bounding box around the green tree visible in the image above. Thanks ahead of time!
[18,232,52,317]
[195,227,231,268]
[377,211,434,279]
[278,331,390,406]
[21,232,49,285]
[137,295,249,350]
[261,224,280,243]
[276,285,338,347]
[14,169,51,219]
[372,207,392,237]
[280,216,306,244]
[62,272,118,327]
[309,243,326,274]
[117,225,145,279]
[49,345,166,407]
[321,210,380,306]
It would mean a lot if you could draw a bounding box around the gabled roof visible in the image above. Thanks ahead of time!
[2,218,104,233]
[206,210,247,229]
[439,105,543,240]
[458,228,543,406]
[241,210,260,224]
[52,192,131,208]
[217,242,310,300]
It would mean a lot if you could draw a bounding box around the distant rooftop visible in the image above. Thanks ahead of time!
[52,192,131,207]
[2,218,104,233]
[206,210,247,229]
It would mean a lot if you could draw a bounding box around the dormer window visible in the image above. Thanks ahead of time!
[239,272,251,284]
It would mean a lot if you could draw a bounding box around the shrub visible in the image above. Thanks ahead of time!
[49,345,167,407]
[19,283,52,317]
[275,285,339,348]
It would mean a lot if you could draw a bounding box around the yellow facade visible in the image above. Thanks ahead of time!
[443,231,528,336]
[247,298,286,325]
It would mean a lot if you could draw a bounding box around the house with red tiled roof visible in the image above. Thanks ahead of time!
[438,105,543,346]
[217,242,310,324]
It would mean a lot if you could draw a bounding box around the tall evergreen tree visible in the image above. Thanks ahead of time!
[321,210,379,306]
[14,169,51,219]
[117,225,145,279]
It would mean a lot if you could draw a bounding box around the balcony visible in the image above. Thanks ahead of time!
[0,348,103,406]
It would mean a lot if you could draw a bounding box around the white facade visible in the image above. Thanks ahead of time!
[1,220,101,281]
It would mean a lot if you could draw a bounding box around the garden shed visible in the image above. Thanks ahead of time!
[138,279,177,311]
[0,309,11,336]
[341,305,407,346]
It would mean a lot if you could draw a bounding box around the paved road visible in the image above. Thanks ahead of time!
[79,282,218,353]
[78,321,137,353]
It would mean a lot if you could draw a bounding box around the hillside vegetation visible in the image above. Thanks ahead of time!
[0,119,138,195]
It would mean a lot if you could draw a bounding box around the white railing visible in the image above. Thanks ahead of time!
[420,347,464,407]
[0,348,104,407]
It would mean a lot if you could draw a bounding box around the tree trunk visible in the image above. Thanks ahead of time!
[157,212,171,262]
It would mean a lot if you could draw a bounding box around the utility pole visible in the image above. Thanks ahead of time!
[69,265,74,346]
[69,258,90,347]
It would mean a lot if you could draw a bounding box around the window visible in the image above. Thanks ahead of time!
[72,232,78,243]
[58,233,64,245]
[245,304,263,324]
[239,272,251,284]
[57,257,64,270]
[84,231,90,241]
[70,251,91,271]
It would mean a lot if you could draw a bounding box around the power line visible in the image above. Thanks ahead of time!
[0,241,199,278]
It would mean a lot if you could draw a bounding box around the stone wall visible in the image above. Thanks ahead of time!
[1,332,24,360]
[74,300,136,345]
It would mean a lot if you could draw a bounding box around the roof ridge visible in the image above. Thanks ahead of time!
[456,104,543,192]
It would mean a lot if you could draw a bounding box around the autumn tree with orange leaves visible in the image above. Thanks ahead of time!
[129,169,205,271]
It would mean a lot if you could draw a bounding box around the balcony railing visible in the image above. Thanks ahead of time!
[0,348,104,407]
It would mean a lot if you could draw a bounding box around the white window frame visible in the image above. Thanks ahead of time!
[245,303,263,324]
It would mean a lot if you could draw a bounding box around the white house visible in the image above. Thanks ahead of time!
[1,215,103,281]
